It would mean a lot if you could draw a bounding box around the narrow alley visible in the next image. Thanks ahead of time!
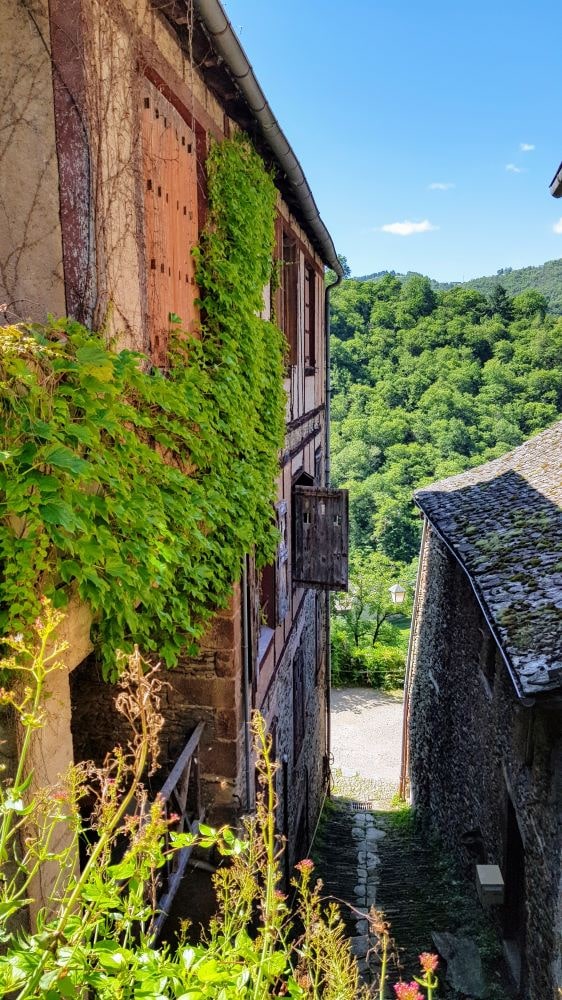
[312,688,514,999]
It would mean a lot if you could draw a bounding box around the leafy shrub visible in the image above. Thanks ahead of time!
[0,604,367,999]
[0,136,285,676]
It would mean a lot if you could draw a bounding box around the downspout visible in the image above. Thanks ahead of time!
[241,556,252,811]
[193,0,343,279]
[399,516,428,800]
[324,272,342,794]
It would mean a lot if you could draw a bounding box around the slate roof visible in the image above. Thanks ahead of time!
[415,421,562,698]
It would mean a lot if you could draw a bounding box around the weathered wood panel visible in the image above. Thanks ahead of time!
[293,486,348,590]
[141,78,198,365]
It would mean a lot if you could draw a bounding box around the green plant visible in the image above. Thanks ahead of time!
[0,136,285,675]
[0,605,368,998]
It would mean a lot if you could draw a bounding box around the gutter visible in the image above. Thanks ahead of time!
[193,0,343,279]
[415,503,534,707]
[549,161,562,198]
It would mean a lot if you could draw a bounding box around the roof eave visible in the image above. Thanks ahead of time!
[549,161,562,197]
[187,0,342,277]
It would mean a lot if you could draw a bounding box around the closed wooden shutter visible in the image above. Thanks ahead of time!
[141,78,199,366]
[304,264,315,370]
[293,487,349,590]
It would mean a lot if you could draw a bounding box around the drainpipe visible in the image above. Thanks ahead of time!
[324,272,342,794]
[193,0,343,280]
[241,556,252,812]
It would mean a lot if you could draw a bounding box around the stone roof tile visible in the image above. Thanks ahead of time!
[415,421,562,697]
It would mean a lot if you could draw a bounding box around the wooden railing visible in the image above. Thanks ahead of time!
[150,720,205,938]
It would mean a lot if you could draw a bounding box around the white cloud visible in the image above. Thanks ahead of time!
[428,182,455,190]
[505,163,524,173]
[520,143,535,152]
[553,218,562,234]
[379,219,439,236]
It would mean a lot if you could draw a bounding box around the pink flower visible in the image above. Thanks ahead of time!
[394,982,424,1000]
[295,858,314,873]
[419,952,439,974]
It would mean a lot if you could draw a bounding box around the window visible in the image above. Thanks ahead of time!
[141,79,198,366]
[258,501,289,659]
[304,264,316,370]
[279,229,298,365]
[314,447,323,486]
[276,500,289,623]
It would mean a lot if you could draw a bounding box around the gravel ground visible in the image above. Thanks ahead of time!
[330,687,404,804]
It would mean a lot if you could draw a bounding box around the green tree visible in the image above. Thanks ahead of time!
[488,284,514,322]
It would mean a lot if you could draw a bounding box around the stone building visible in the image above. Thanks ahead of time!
[403,421,562,998]
[0,0,347,921]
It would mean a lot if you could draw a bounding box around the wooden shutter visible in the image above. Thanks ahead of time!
[281,230,298,365]
[276,500,289,624]
[293,487,349,590]
[141,78,199,366]
[304,264,316,370]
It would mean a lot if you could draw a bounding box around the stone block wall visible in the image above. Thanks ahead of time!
[260,588,328,874]
[409,526,562,997]
[71,590,245,827]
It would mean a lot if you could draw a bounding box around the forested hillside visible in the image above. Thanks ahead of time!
[358,258,562,314]
[330,274,562,564]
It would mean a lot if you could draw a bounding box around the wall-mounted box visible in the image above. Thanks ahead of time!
[476,864,504,907]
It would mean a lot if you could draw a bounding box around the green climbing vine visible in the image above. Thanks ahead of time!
[0,136,285,676]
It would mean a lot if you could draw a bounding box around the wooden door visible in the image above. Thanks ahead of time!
[141,78,199,366]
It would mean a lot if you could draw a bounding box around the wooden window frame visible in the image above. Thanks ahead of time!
[280,228,298,367]
[304,262,316,373]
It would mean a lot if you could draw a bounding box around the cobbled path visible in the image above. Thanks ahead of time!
[312,687,514,997]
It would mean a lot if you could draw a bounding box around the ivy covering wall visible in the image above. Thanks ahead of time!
[0,136,286,675]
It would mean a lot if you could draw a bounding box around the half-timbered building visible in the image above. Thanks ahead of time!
[0,0,347,922]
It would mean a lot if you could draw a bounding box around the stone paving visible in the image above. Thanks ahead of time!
[312,687,514,998]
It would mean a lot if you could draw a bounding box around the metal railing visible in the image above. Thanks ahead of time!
[150,720,205,938]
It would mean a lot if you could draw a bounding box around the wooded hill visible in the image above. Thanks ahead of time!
[358,258,562,314]
[330,274,562,563]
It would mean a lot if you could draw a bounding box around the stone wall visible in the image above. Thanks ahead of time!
[70,590,245,827]
[70,583,327,871]
[409,526,562,997]
[0,0,65,322]
[260,588,328,874]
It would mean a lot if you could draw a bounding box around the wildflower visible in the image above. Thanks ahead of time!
[295,858,314,873]
[394,982,424,1000]
[419,952,439,974]
[168,812,181,823]
[274,889,287,901]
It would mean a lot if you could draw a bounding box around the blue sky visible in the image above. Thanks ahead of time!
[224,0,562,281]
